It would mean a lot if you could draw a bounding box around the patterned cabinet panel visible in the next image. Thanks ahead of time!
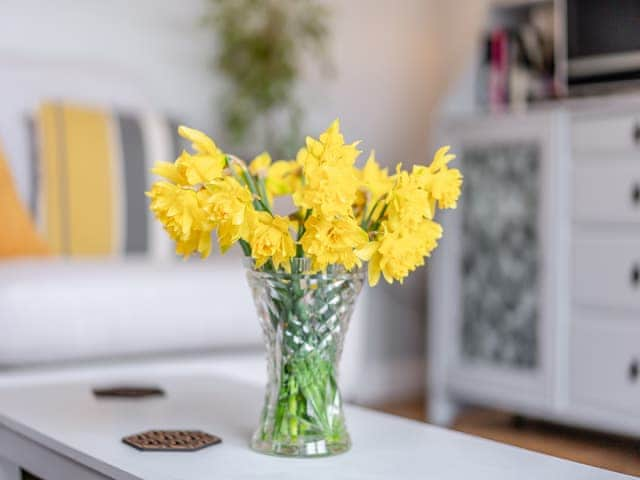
[461,143,540,369]
[429,111,568,409]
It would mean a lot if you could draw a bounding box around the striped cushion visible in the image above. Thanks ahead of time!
[30,102,183,258]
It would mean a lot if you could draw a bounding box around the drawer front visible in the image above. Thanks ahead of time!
[572,113,640,154]
[573,163,640,223]
[573,236,640,310]
[570,315,640,416]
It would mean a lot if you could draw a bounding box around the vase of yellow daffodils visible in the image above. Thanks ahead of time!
[147,120,462,457]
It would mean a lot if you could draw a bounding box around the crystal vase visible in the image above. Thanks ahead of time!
[246,258,364,457]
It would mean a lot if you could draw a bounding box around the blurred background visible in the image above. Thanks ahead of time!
[1,0,640,476]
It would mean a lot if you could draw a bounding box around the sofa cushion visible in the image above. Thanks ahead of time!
[0,256,261,367]
[0,141,49,258]
[0,57,153,221]
[32,102,182,258]
[0,57,183,260]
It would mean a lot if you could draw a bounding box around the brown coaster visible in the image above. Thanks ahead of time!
[122,430,222,452]
[93,386,165,399]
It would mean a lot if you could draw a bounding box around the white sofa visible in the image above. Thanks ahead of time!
[0,257,261,366]
[0,255,377,401]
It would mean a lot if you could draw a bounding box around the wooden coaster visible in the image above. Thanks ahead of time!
[93,386,165,399]
[122,430,222,452]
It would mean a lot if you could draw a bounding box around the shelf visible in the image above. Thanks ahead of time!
[491,0,552,8]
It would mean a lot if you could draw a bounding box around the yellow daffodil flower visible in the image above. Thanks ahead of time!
[151,161,188,186]
[360,150,393,204]
[293,163,359,217]
[386,166,432,227]
[429,145,456,171]
[300,213,369,271]
[175,229,214,260]
[173,126,227,185]
[146,182,213,258]
[362,220,443,286]
[175,150,226,186]
[296,119,361,171]
[265,160,301,197]
[413,146,463,210]
[249,152,272,176]
[203,177,254,252]
[249,212,296,271]
[178,125,221,156]
[294,119,362,216]
[428,167,463,209]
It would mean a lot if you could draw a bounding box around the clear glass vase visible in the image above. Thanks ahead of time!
[246,258,364,457]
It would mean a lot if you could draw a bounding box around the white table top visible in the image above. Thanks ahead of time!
[0,376,632,480]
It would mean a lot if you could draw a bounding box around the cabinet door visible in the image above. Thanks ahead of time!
[460,142,539,368]
[429,112,569,410]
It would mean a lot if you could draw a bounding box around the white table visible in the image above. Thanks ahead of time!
[0,376,633,480]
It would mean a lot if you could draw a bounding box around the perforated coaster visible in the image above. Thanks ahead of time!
[122,430,222,451]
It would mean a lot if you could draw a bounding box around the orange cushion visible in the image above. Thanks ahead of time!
[0,143,50,257]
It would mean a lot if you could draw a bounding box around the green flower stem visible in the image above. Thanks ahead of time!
[295,210,311,258]
[268,356,340,442]
[256,177,272,212]
[239,239,252,256]
[241,169,272,215]
[288,376,299,438]
[262,271,347,445]
[224,155,273,215]
[361,197,382,230]
[369,203,389,232]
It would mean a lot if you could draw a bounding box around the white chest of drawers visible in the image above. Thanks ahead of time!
[428,97,640,437]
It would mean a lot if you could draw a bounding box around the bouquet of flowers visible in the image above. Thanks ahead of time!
[147,119,462,456]
[147,119,461,285]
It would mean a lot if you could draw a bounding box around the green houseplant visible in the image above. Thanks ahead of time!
[203,0,331,158]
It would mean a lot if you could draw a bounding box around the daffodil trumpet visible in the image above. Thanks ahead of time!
[146,120,462,456]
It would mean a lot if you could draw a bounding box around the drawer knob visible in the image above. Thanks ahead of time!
[633,184,640,205]
[632,265,640,286]
[634,124,640,144]
[629,359,639,382]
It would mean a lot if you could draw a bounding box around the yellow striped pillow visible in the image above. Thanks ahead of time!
[32,102,183,257]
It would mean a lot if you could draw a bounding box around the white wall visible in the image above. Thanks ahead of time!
[0,0,484,402]
[0,0,220,132]
[0,0,483,161]
[304,0,486,163]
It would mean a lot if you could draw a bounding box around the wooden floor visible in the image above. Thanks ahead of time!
[375,398,640,477]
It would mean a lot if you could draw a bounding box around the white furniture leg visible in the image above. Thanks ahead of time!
[428,393,461,427]
[0,457,20,480]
